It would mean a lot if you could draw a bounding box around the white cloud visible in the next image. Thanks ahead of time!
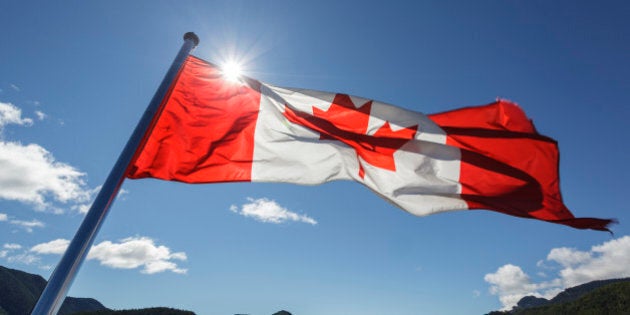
[31,239,70,255]
[4,243,23,250]
[484,264,558,310]
[31,236,187,274]
[0,213,45,232]
[35,110,46,121]
[9,218,45,233]
[546,247,592,268]
[485,236,630,310]
[0,141,91,211]
[8,253,41,265]
[39,264,53,270]
[88,237,187,274]
[552,236,630,287]
[1,243,22,259]
[230,197,317,225]
[9,84,20,92]
[0,101,94,214]
[0,101,33,129]
[71,203,91,215]
[3,241,40,265]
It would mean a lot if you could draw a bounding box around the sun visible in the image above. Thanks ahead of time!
[221,60,243,82]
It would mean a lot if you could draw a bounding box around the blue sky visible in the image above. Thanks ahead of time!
[1,1,629,314]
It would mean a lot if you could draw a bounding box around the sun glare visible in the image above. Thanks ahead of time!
[221,60,243,82]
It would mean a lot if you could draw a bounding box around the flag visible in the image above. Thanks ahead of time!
[126,55,613,231]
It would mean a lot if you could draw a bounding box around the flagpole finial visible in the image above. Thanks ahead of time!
[184,32,200,47]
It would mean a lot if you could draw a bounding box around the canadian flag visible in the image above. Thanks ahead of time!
[127,56,612,231]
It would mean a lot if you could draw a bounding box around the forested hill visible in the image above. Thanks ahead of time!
[70,308,194,315]
[486,278,630,315]
[1,265,292,315]
[0,265,192,315]
[0,265,106,315]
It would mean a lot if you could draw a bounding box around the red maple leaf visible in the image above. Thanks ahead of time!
[284,94,418,178]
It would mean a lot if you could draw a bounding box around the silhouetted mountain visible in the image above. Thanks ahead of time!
[70,307,195,315]
[1,265,295,315]
[486,277,630,315]
[0,265,107,315]
[547,278,629,305]
[513,296,547,309]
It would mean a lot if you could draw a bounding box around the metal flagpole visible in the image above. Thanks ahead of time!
[30,32,200,315]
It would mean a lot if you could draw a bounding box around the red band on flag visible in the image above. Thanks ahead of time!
[428,101,613,231]
[127,56,261,183]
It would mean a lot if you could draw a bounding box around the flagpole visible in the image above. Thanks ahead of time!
[30,32,199,315]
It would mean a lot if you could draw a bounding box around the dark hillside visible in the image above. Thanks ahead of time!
[0,265,107,315]
[486,278,630,315]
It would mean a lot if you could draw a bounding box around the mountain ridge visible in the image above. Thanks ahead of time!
[0,265,292,315]
[486,277,630,314]
[0,265,106,315]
